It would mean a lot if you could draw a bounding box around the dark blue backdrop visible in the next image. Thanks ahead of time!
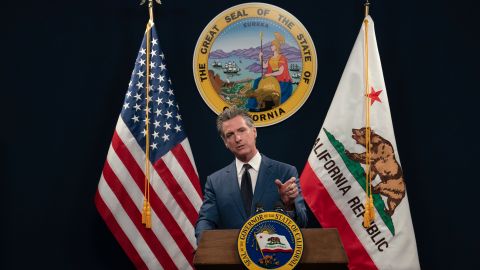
[2,0,478,269]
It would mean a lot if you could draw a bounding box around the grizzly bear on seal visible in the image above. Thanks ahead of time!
[345,127,405,216]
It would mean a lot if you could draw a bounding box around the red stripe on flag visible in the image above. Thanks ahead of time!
[154,158,199,226]
[95,191,148,270]
[171,143,203,199]
[111,132,196,263]
[102,162,179,269]
[300,162,377,270]
[144,186,196,265]
[111,132,144,187]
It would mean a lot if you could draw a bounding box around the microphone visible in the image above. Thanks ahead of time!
[255,203,264,214]
[274,201,286,213]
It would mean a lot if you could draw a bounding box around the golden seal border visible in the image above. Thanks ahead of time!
[193,2,317,127]
[237,211,304,270]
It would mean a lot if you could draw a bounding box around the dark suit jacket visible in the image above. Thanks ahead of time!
[195,155,307,241]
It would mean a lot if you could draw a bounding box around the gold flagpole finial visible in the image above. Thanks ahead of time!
[149,1,153,22]
[364,0,370,17]
[140,0,162,5]
[140,0,162,23]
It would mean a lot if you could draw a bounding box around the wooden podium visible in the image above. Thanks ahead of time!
[194,228,348,270]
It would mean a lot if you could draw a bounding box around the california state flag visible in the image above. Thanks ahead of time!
[300,16,420,270]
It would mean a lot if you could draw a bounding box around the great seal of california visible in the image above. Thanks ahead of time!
[193,3,317,127]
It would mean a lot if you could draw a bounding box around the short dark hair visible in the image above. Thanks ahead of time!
[216,106,255,138]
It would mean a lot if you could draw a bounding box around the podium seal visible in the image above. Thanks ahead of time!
[193,2,317,127]
[237,211,304,270]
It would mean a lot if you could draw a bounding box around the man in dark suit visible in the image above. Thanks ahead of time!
[195,107,307,242]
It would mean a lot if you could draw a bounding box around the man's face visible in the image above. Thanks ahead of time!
[222,115,257,162]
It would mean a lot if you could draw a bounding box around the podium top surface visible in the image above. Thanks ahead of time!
[194,228,348,269]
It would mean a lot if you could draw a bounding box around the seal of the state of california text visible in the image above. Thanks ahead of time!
[237,211,304,269]
[193,3,317,127]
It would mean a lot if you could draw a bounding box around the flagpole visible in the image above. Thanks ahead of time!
[362,0,375,228]
[364,0,370,17]
[141,0,162,229]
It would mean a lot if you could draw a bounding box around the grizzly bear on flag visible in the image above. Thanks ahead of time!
[345,127,406,215]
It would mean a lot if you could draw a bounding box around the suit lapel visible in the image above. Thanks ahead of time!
[225,161,247,220]
[252,155,272,210]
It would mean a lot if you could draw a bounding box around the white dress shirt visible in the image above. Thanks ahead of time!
[235,151,262,193]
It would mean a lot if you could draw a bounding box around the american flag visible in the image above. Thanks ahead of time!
[95,24,202,269]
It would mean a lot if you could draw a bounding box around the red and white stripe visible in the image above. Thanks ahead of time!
[96,117,202,269]
[300,162,377,270]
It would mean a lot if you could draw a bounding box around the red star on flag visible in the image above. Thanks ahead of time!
[368,87,383,105]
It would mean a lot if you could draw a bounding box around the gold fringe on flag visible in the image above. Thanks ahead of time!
[362,2,375,228]
[142,198,148,224]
